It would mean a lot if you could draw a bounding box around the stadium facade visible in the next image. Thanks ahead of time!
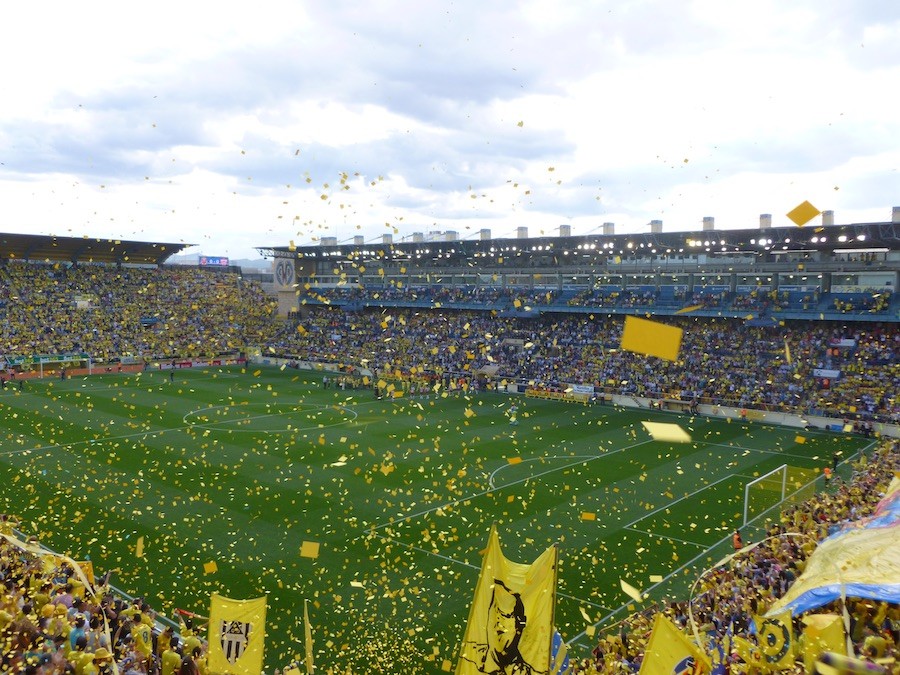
[259,207,900,323]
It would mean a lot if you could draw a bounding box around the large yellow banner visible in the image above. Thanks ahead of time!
[456,525,557,675]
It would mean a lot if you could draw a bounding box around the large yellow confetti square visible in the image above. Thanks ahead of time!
[786,200,820,226]
[203,561,218,574]
[581,512,596,521]
[300,541,321,559]
[620,316,683,361]
[642,421,692,443]
[795,435,806,444]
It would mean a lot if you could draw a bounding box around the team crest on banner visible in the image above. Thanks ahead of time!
[208,593,267,675]
[220,620,252,664]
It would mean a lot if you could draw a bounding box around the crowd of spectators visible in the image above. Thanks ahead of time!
[574,438,900,673]
[298,284,560,309]
[0,262,279,363]
[833,291,892,314]
[731,289,789,313]
[568,289,622,308]
[0,528,209,674]
[689,288,728,309]
[309,283,893,317]
[0,262,895,422]
[618,289,657,308]
[269,307,900,423]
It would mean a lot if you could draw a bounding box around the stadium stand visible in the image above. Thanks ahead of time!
[0,261,279,365]
[266,308,898,424]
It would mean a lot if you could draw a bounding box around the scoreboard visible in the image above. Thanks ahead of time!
[199,256,230,267]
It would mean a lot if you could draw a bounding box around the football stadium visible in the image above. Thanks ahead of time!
[1,211,899,675]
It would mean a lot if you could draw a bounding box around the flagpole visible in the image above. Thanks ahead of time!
[550,542,559,673]
[304,599,315,674]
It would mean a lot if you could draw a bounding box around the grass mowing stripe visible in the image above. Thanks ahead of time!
[362,440,654,535]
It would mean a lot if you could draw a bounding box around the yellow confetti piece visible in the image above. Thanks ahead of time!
[621,315,683,361]
[300,541,320,559]
[464,408,476,418]
[507,457,522,465]
[795,435,806,444]
[203,561,218,574]
[620,579,644,602]
[642,421,692,443]
[581,512,596,521]
[786,200,820,226]
[135,536,144,559]
[649,574,664,583]
[675,304,704,314]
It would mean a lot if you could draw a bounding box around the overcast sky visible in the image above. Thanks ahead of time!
[2,1,899,261]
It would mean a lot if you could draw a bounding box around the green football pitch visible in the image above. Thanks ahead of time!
[0,366,874,673]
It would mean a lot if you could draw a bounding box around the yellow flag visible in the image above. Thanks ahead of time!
[756,612,794,670]
[638,614,709,675]
[304,599,315,674]
[208,593,267,675]
[456,525,557,675]
[731,635,758,666]
[802,614,845,672]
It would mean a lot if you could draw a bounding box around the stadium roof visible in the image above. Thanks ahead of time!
[0,233,193,266]
[258,220,900,264]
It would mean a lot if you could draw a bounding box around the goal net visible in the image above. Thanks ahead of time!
[743,464,819,526]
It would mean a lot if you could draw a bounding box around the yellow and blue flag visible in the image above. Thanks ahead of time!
[638,614,709,675]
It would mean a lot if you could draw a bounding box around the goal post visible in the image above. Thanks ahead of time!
[743,464,787,526]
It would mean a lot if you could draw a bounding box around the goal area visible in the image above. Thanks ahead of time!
[743,464,819,526]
